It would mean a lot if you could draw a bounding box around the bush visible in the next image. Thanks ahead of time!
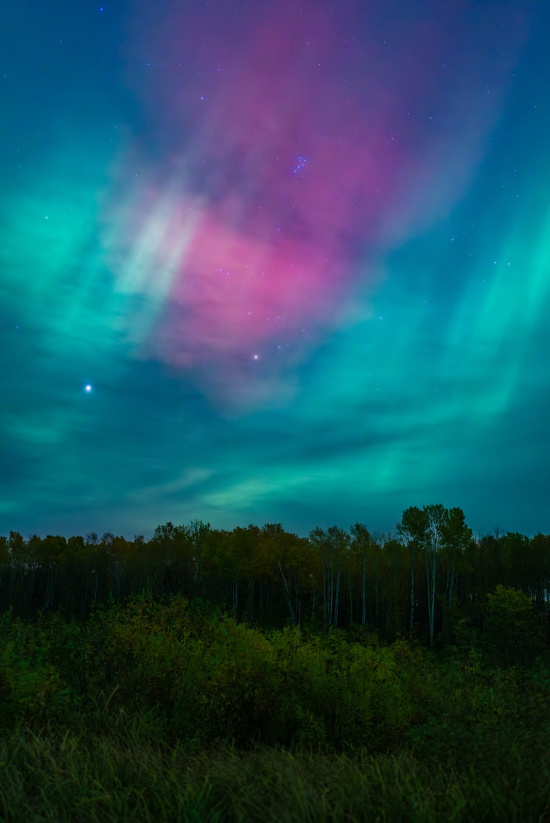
[485,586,542,666]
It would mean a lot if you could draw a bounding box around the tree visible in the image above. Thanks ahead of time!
[440,507,473,608]
[36,535,66,609]
[485,585,541,665]
[398,504,446,645]
[188,519,211,597]
[310,526,349,629]
[150,522,193,595]
[397,507,423,638]
[350,523,370,627]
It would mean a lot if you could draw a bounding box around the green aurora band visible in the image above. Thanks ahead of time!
[1,0,549,537]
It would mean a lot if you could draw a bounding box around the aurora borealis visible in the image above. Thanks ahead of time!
[1,0,549,538]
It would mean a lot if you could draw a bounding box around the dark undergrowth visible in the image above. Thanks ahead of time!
[2,730,549,823]
[1,594,549,822]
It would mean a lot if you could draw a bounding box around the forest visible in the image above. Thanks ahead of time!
[1,504,550,821]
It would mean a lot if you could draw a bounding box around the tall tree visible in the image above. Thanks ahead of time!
[397,508,423,637]
[440,507,473,608]
[398,504,445,645]
[310,526,349,628]
[350,523,371,627]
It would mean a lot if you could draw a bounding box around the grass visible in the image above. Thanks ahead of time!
[1,726,549,822]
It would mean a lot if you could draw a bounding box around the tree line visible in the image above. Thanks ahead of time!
[1,503,549,649]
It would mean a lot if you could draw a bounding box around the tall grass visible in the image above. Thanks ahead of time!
[1,728,549,822]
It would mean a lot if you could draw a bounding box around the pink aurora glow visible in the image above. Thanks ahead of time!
[107,0,523,406]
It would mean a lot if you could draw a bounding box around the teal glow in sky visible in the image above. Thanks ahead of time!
[1,0,549,537]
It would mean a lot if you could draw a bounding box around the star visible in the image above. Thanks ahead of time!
[84,384,93,393]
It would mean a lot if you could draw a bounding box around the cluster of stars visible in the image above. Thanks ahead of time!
[292,156,307,174]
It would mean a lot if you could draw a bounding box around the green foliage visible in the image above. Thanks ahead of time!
[0,615,82,729]
[0,595,550,819]
[485,585,542,665]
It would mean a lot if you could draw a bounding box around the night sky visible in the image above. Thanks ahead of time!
[2,0,549,539]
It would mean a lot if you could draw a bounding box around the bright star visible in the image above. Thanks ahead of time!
[84,384,93,393]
